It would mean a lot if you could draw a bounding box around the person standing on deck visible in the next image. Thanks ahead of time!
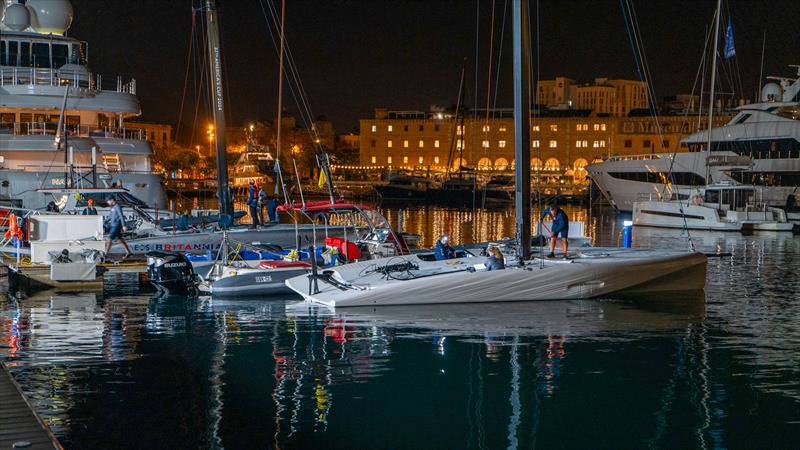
[434,234,456,260]
[105,196,131,258]
[82,198,98,215]
[247,179,260,228]
[539,201,569,258]
[485,246,505,270]
[267,195,280,223]
[258,185,268,224]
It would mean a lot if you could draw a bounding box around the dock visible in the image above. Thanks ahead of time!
[0,363,61,449]
[2,256,149,293]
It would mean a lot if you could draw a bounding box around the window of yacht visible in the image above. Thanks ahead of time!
[734,113,751,125]
[7,41,19,66]
[52,44,69,68]
[19,42,31,67]
[32,43,50,68]
[0,41,5,66]
[774,106,800,121]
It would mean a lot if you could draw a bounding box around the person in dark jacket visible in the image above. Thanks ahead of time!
[105,196,131,258]
[267,196,280,223]
[46,201,59,212]
[539,201,569,258]
[82,198,98,215]
[486,246,505,270]
[434,234,456,260]
[247,180,260,228]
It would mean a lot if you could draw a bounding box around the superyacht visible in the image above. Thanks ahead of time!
[588,66,800,212]
[0,0,165,210]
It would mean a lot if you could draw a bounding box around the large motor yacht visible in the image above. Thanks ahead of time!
[587,66,800,213]
[0,0,165,210]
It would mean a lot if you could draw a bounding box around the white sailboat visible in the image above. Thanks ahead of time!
[284,0,708,308]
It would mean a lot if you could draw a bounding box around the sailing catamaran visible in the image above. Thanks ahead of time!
[284,0,708,307]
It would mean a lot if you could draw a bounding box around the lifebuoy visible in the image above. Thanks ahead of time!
[691,194,703,206]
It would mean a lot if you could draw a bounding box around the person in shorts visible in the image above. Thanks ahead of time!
[539,201,569,258]
[105,196,131,258]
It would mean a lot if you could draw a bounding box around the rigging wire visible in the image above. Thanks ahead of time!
[174,8,197,143]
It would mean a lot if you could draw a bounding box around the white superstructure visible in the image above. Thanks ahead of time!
[588,66,800,212]
[0,0,165,209]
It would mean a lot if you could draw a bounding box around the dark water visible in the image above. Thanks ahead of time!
[2,207,800,449]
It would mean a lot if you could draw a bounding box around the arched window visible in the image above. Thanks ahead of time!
[544,158,560,171]
[573,158,589,182]
[531,158,543,170]
[452,157,468,169]
[494,157,509,170]
[477,157,493,169]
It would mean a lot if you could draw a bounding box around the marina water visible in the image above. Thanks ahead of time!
[1,206,799,449]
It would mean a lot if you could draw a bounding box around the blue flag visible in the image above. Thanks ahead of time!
[724,20,736,59]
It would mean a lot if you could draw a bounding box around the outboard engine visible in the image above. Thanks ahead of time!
[147,251,199,296]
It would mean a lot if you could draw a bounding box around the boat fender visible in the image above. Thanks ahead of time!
[691,194,703,206]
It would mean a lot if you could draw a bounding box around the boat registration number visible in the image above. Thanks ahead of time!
[255,276,273,283]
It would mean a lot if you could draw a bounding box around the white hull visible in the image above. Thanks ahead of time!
[284,248,707,307]
[633,200,795,232]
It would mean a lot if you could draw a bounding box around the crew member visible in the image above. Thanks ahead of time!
[434,233,456,260]
[486,247,505,270]
[267,195,280,223]
[82,198,98,215]
[247,179,260,228]
[539,201,569,258]
[105,196,131,259]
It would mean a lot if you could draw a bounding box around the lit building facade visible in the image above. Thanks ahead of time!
[358,108,731,181]
[537,77,648,116]
[126,121,172,150]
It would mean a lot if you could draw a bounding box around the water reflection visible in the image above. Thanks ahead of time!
[1,210,800,448]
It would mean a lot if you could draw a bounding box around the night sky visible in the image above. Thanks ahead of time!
[70,0,799,144]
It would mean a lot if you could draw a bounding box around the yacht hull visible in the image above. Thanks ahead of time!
[284,248,707,307]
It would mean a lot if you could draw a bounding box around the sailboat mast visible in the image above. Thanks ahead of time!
[512,0,532,261]
[204,0,232,218]
[705,0,721,154]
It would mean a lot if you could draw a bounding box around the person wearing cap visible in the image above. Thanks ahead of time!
[105,196,131,258]
[434,233,456,260]
[539,200,569,258]
[247,179,260,228]
[82,198,98,215]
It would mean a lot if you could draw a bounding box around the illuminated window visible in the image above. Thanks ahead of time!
[575,124,582,131]
[387,140,393,148]
[371,125,377,133]
[388,125,393,132]
[575,140,582,148]
[499,140,506,148]
[601,123,607,131]
[549,140,557,148]
[550,124,558,132]
[403,140,409,148]
[387,156,393,164]
[434,140,440,148]
[371,156,376,163]
[582,140,588,147]
[403,156,408,164]
[418,140,424,148]
[456,140,463,149]
[482,140,490,148]
[482,124,490,132]
[593,140,599,148]
[582,124,588,131]
[499,126,507,132]
[533,125,540,132]
[533,140,540,148]
[434,156,440,164]
[418,156,424,164]
[600,140,607,147]
[456,125,463,135]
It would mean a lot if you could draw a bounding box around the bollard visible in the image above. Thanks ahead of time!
[622,220,633,248]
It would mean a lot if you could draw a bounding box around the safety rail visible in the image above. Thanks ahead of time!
[0,66,136,94]
[0,122,145,140]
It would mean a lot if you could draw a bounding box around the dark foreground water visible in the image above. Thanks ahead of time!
[1,207,800,449]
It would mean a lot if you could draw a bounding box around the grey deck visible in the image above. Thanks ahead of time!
[0,363,61,449]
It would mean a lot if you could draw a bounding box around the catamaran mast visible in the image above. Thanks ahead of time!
[204,0,233,219]
[512,0,532,261]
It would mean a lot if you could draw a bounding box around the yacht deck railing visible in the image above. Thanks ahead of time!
[0,122,145,140]
[0,66,136,94]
